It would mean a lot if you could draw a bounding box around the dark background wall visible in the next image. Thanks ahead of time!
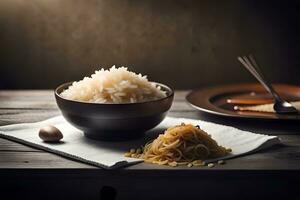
[0,0,299,89]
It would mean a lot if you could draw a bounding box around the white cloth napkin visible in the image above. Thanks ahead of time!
[0,116,280,169]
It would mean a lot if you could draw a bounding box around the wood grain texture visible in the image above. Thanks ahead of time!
[2,90,300,200]
[1,90,300,171]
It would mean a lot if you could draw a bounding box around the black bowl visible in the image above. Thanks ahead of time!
[54,82,174,140]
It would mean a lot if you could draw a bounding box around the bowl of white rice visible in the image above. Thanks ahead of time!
[55,66,173,140]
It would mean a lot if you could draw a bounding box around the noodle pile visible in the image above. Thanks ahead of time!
[125,123,231,167]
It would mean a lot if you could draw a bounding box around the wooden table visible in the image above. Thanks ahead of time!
[1,90,300,200]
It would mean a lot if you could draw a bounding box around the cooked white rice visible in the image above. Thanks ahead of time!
[60,66,167,103]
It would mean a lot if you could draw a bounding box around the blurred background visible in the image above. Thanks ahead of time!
[0,0,299,89]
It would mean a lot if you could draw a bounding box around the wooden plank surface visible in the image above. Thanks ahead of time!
[0,90,300,170]
[2,90,300,200]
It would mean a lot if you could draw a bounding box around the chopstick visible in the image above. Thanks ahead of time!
[237,55,274,95]
[226,98,274,105]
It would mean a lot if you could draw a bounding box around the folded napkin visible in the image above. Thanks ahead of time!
[0,116,280,169]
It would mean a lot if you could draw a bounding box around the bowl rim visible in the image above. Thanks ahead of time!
[55,81,174,105]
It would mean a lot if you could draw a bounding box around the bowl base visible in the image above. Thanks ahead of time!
[84,130,145,141]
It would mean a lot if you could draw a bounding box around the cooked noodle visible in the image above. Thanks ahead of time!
[125,123,231,167]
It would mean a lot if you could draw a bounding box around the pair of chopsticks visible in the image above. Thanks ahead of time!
[225,55,272,105]
[237,55,271,95]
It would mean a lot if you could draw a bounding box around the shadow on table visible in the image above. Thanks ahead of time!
[78,127,166,154]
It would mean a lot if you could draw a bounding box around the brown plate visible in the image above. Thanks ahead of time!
[186,83,300,121]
